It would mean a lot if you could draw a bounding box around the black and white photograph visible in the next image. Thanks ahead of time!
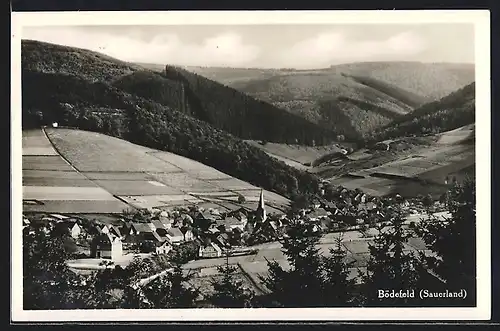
[11,10,491,321]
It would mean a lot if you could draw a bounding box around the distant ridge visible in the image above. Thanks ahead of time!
[21,39,327,199]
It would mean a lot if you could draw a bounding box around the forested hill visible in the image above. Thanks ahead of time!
[21,40,325,198]
[176,62,474,140]
[114,65,340,145]
[369,82,475,141]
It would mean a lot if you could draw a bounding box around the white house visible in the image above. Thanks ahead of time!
[155,241,172,255]
[69,223,82,239]
[199,242,222,258]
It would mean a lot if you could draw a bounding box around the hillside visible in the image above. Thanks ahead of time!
[174,62,474,139]
[21,40,326,199]
[312,125,475,199]
[22,39,145,83]
[332,61,475,100]
[113,65,339,145]
[370,82,475,141]
[23,127,289,214]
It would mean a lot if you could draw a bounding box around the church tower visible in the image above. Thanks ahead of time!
[255,190,267,223]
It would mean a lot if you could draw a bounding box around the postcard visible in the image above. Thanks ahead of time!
[11,9,491,322]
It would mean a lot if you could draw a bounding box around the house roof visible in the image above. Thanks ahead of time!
[210,242,222,253]
[218,233,230,240]
[151,219,166,230]
[131,222,154,233]
[198,211,216,220]
[308,208,329,218]
[168,227,184,238]
[216,216,243,227]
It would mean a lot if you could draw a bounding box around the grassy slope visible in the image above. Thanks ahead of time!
[21,40,324,199]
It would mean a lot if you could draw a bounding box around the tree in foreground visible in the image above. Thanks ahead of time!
[358,207,428,306]
[322,233,358,306]
[23,226,87,309]
[208,253,255,308]
[260,220,351,307]
[417,178,476,305]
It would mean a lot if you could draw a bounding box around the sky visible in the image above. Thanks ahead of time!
[22,24,475,69]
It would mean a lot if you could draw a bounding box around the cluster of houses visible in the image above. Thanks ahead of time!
[23,187,419,264]
[22,191,284,261]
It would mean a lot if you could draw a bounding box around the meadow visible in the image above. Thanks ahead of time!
[22,127,290,214]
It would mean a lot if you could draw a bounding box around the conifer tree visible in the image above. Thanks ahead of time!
[260,219,325,307]
[417,178,476,305]
[208,252,255,308]
[322,233,357,306]
[359,207,426,306]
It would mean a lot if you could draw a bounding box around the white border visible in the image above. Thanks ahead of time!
[11,10,491,322]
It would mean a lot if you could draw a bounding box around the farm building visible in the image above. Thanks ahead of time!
[90,233,123,261]
[199,242,223,258]
[166,227,184,245]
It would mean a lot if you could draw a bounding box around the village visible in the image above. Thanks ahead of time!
[22,185,447,276]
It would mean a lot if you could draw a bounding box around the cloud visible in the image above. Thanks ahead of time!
[22,27,261,67]
[23,27,428,68]
[273,30,428,68]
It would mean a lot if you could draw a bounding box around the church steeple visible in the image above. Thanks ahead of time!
[255,190,267,223]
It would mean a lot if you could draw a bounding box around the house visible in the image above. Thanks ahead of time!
[69,222,82,239]
[307,208,330,221]
[207,227,221,236]
[215,233,230,248]
[227,209,248,223]
[182,228,195,242]
[23,217,30,229]
[166,227,184,245]
[155,241,172,255]
[218,216,246,232]
[151,219,167,231]
[181,214,194,225]
[49,213,69,222]
[129,222,155,235]
[199,242,223,258]
[354,193,368,204]
[196,211,218,229]
[105,224,123,238]
[90,233,123,261]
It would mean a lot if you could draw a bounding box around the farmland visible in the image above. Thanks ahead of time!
[316,125,475,198]
[22,127,290,214]
[183,229,432,293]
[245,140,347,168]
